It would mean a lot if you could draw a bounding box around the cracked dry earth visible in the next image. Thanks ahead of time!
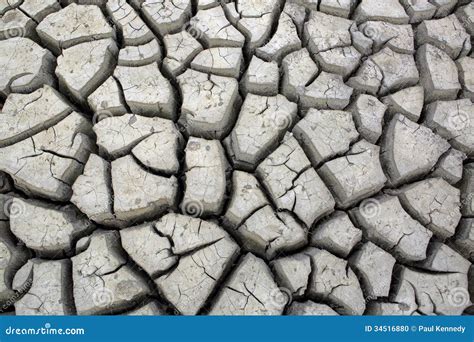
[0,0,473,317]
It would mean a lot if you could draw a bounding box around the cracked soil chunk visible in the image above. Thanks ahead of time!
[154,213,229,255]
[120,223,177,278]
[349,94,386,143]
[87,76,127,116]
[453,219,474,261]
[0,85,72,147]
[93,113,179,159]
[112,155,178,223]
[417,15,471,59]
[131,130,182,175]
[353,195,433,261]
[432,148,467,184]
[293,109,358,165]
[72,230,150,315]
[0,112,93,202]
[0,38,55,98]
[311,211,362,258]
[255,13,301,63]
[241,56,279,96]
[0,8,36,41]
[382,86,424,122]
[106,0,154,46]
[36,3,115,55]
[257,135,335,227]
[227,94,297,167]
[162,31,203,77]
[347,58,383,95]
[424,99,474,157]
[320,0,355,18]
[398,266,471,315]
[224,0,280,50]
[223,171,268,228]
[417,44,461,102]
[210,253,287,315]
[191,47,243,78]
[155,235,239,315]
[418,242,470,274]
[381,114,450,186]
[71,154,115,226]
[281,48,319,102]
[315,46,362,78]
[9,198,93,257]
[117,39,162,67]
[354,0,409,24]
[178,69,240,139]
[456,3,474,35]
[237,205,307,260]
[140,0,191,36]
[56,39,118,103]
[190,6,244,48]
[359,21,414,54]
[457,57,474,101]
[271,253,311,297]
[349,242,396,298]
[114,64,176,119]
[367,278,418,315]
[15,259,74,315]
[301,71,353,110]
[19,0,60,22]
[399,178,461,239]
[182,138,228,217]
[400,0,436,23]
[304,11,353,54]
[306,248,365,315]
[370,47,419,95]
[319,140,387,208]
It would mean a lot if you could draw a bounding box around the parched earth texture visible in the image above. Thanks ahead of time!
[0,0,473,316]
